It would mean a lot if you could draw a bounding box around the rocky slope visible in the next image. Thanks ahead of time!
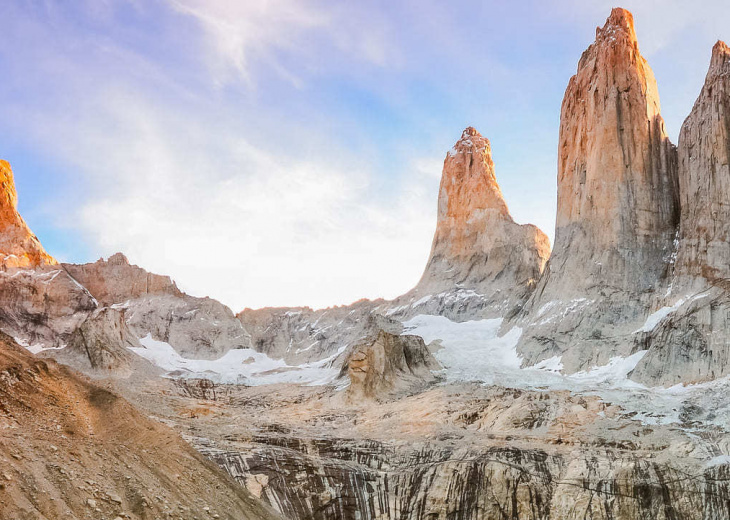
[630,41,730,386]
[0,332,278,520]
[0,160,57,269]
[517,8,680,373]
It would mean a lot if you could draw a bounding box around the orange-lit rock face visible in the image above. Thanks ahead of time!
[0,160,57,268]
[550,7,678,293]
[414,127,550,304]
[675,41,730,283]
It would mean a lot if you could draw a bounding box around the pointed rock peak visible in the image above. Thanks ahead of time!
[708,40,730,79]
[0,160,56,268]
[442,127,506,218]
[448,126,490,156]
[580,8,639,70]
[107,252,130,266]
[599,7,637,42]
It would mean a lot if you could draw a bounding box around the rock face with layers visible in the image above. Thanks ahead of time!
[631,42,730,385]
[517,8,679,372]
[0,160,56,268]
[341,331,440,401]
[393,127,550,321]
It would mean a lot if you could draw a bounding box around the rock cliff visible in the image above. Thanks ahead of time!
[0,160,56,268]
[65,254,252,360]
[517,8,680,372]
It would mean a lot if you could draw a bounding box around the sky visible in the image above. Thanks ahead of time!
[1,0,728,310]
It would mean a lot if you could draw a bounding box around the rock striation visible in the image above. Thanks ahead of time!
[631,41,730,385]
[0,160,56,268]
[340,330,441,401]
[0,268,97,349]
[517,8,680,372]
[393,127,550,321]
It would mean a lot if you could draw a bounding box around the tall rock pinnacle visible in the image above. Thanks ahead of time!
[673,40,730,284]
[395,127,550,319]
[517,8,679,371]
[0,160,57,269]
[629,41,730,386]
[551,7,678,294]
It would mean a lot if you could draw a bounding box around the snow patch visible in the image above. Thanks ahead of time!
[131,334,341,386]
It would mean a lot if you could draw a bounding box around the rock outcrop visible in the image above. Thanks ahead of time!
[341,331,440,401]
[124,294,252,360]
[631,42,730,385]
[63,252,181,305]
[392,128,550,321]
[0,160,56,268]
[517,8,680,372]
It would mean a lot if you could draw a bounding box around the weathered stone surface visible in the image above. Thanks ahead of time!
[0,333,279,520]
[239,300,398,365]
[60,307,141,376]
[392,127,549,321]
[124,294,253,360]
[631,42,730,385]
[340,330,440,401]
[0,268,97,348]
[63,252,181,305]
[517,8,679,372]
[0,160,56,268]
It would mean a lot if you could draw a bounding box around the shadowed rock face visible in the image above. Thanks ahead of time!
[0,160,56,269]
[396,127,550,321]
[517,8,680,373]
[631,42,730,386]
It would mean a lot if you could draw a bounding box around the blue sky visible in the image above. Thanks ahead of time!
[1,0,728,309]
